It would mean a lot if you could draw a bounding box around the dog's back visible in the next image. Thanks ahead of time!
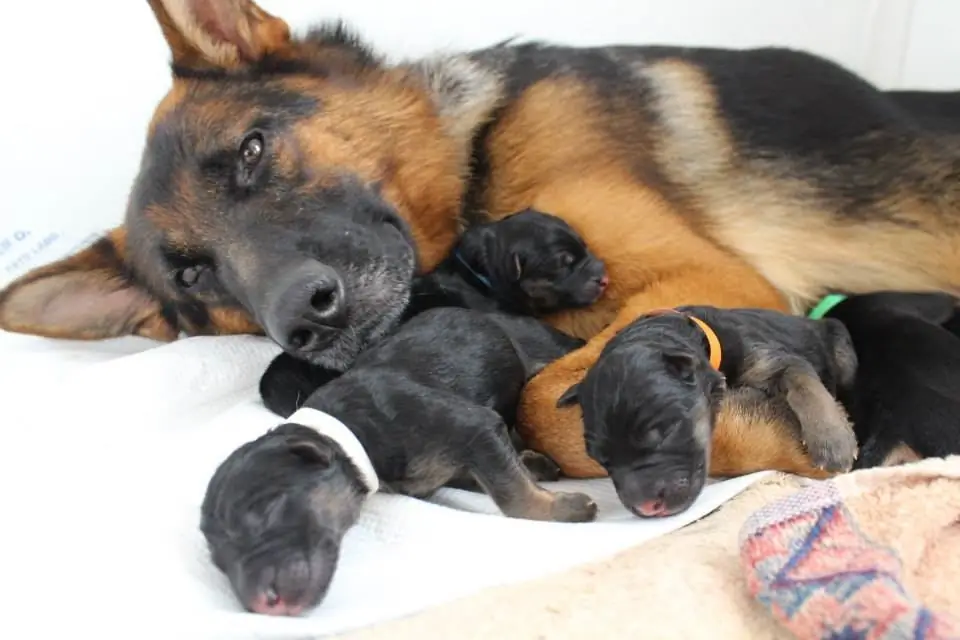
[824,292,960,467]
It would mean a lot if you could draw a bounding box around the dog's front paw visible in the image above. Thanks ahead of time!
[802,414,858,472]
[550,491,598,523]
[521,450,562,482]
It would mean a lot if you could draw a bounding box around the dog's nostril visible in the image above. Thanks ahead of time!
[288,328,317,352]
[310,288,337,314]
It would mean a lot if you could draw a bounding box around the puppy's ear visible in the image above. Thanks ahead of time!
[556,383,582,408]
[512,253,523,281]
[663,352,698,383]
[287,438,335,468]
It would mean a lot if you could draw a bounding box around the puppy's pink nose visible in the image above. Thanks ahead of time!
[635,499,668,517]
[599,275,610,289]
[249,590,304,616]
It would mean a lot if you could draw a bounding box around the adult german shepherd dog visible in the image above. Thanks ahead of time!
[2,0,960,478]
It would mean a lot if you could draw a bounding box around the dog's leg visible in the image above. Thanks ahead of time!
[776,357,859,472]
[461,409,597,522]
[518,271,792,478]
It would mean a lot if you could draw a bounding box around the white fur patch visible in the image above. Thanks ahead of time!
[406,54,505,148]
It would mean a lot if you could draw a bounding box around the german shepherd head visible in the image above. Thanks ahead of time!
[0,0,502,370]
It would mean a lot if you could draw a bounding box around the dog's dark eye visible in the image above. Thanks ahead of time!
[174,264,206,289]
[240,132,264,167]
[558,252,575,267]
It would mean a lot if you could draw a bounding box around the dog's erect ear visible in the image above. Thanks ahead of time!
[556,382,582,408]
[146,0,292,72]
[0,229,177,342]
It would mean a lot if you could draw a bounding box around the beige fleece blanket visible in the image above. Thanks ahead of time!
[340,457,960,640]
[338,473,804,640]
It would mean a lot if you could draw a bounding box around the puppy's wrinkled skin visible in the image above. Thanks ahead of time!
[206,307,593,616]
[558,306,857,517]
[406,208,608,319]
[201,424,365,616]
[822,291,960,469]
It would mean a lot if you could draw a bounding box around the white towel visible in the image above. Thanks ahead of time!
[0,230,771,638]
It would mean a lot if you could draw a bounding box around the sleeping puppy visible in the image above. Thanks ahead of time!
[811,291,960,468]
[557,306,859,518]
[404,207,608,319]
[259,206,607,419]
[202,307,596,616]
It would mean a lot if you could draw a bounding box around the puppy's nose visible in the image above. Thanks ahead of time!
[635,498,668,517]
[598,274,609,289]
[249,586,304,616]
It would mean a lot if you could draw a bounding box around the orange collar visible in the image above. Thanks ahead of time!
[645,309,723,370]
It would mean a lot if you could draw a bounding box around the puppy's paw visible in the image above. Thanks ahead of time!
[802,416,859,473]
[521,450,562,482]
[550,491,598,523]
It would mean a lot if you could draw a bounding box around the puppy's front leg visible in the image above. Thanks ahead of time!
[778,358,858,472]
[742,350,858,472]
[460,408,598,522]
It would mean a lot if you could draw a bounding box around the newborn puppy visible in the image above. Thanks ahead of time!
[202,307,595,616]
[405,207,608,319]
[812,291,960,468]
[557,306,858,518]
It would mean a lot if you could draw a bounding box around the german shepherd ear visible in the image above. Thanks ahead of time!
[146,0,292,72]
[556,382,582,409]
[0,229,177,342]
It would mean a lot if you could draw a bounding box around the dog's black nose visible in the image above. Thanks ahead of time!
[264,263,348,355]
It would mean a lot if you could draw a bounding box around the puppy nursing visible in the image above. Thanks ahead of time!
[557,307,859,517]
[404,207,609,319]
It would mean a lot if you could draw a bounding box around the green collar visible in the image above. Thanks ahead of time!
[807,294,848,319]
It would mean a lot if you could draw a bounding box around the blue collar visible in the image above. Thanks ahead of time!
[453,249,493,290]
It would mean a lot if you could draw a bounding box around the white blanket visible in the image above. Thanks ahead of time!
[0,230,770,639]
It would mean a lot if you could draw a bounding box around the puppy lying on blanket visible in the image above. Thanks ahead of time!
[557,307,859,518]
[810,291,960,468]
[202,307,593,616]
[260,206,607,419]
[404,207,608,319]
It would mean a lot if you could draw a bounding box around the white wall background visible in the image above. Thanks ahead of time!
[0,0,957,286]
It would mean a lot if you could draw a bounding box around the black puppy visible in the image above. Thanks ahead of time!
[557,306,859,518]
[811,291,960,468]
[404,207,608,319]
[202,307,596,616]
[259,207,607,420]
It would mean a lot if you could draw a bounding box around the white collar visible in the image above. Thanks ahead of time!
[286,407,380,494]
